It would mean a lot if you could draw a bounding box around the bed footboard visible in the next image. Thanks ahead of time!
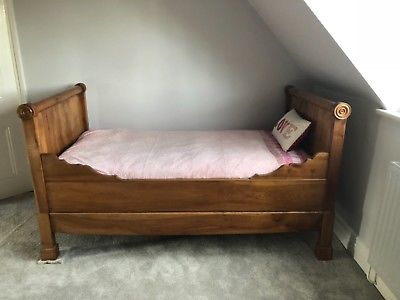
[17,83,88,260]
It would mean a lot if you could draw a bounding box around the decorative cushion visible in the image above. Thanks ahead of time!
[272,109,311,151]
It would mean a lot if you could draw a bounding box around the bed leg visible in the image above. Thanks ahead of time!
[315,212,334,261]
[37,213,59,261]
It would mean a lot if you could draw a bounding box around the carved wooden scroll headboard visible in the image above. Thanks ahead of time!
[17,83,88,156]
[285,86,351,156]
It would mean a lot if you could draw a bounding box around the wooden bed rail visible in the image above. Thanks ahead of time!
[17,83,86,119]
[285,86,351,119]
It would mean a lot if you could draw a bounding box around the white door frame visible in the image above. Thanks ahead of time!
[0,0,31,199]
[3,0,27,105]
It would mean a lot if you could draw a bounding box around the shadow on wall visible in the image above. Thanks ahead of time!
[312,84,381,235]
[15,0,304,130]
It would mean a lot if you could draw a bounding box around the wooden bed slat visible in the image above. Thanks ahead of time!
[50,212,322,236]
[46,179,327,213]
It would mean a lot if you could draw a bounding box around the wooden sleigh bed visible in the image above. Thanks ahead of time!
[17,83,351,261]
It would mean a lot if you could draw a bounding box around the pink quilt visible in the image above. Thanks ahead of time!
[59,129,308,179]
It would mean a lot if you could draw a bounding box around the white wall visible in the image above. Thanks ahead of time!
[14,0,304,130]
[359,113,400,247]
[305,0,400,111]
[248,0,382,106]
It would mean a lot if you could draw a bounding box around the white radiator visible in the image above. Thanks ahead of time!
[368,161,400,299]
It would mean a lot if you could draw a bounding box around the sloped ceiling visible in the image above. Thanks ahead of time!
[248,0,383,106]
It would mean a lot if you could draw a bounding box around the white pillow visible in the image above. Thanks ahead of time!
[272,109,311,151]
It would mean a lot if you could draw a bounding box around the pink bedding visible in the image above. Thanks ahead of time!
[59,129,308,179]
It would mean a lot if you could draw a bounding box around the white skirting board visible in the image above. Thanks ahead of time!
[334,211,398,300]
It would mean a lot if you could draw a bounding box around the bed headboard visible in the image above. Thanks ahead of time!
[17,83,88,156]
[285,86,351,155]
[285,86,351,194]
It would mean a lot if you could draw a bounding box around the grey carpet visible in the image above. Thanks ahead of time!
[0,193,382,300]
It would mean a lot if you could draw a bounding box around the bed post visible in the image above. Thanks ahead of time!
[315,102,351,260]
[285,86,351,260]
[17,104,59,260]
[17,83,88,260]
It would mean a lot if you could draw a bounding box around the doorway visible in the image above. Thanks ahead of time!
[0,0,31,199]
